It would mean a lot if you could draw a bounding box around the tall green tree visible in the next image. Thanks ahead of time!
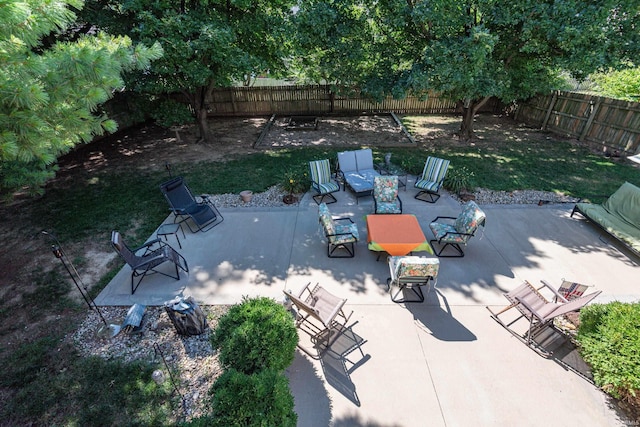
[293,0,640,139]
[591,66,640,101]
[0,0,162,196]
[81,0,296,143]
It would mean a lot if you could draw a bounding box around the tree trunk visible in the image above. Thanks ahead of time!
[459,104,475,141]
[190,80,216,143]
[457,96,492,141]
[196,107,212,143]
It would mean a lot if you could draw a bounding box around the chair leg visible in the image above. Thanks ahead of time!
[429,239,464,257]
[313,192,337,205]
[415,190,440,203]
[328,242,355,258]
[131,269,151,294]
[387,278,427,303]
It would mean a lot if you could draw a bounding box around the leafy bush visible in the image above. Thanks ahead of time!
[591,67,640,101]
[576,302,640,402]
[444,166,475,194]
[210,297,298,374]
[205,368,297,427]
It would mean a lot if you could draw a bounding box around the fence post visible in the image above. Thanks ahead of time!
[579,99,601,141]
[541,90,559,130]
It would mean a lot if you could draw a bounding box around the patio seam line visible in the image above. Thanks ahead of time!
[415,321,448,427]
[282,195,305,294]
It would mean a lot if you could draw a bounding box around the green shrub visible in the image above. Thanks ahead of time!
[576,302,640,401]
[444,166,475,194]
[210,297,298,374]
[197,368,297,427]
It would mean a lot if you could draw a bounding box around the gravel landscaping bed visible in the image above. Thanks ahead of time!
[206,185,579,208]
[72,305,229,421]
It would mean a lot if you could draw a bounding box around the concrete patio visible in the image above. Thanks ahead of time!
[97,183,639,427]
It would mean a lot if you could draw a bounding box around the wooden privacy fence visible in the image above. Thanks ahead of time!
[516,91,640,156]
[206,85,500,116]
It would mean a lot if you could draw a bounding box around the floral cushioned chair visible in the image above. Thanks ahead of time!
[429,200,486,257]
[387,256,439,303]
[319,203,359,258]
[373,175,402,214]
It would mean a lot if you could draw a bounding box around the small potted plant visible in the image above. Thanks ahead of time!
[444,166,475,201]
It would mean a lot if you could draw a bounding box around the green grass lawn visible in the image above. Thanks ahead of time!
[2,116,640,425]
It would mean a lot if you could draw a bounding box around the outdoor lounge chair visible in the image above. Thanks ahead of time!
[429,200,486,257]
[319,202,359,258]
[309,159,340,205]
[373,175,402,214]
[284,282,353,359]
[487,280,601,356]
[337,149,381,202]
[160,176,223,232]
[414,156,450,203]
[111,231,189,294]
[387,256,439,303]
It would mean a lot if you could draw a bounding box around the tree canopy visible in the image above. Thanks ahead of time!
[0,0,162,196]
[591,67,640,101]
[81,0,297,143]
[293,0,640,139]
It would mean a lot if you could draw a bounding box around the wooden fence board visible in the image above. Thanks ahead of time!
[518,91,640,155]
[204,85,483,117]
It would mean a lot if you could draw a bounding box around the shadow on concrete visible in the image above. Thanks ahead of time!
[287,350,332,427]
[407,289,477,342]
[332,413,403,427]
[319,323,370,407]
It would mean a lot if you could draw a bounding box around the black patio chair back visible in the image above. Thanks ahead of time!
[111,231,188,294]
[160,176,223,232]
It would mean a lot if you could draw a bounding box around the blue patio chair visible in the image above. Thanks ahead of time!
[309,159,340,204]
[414,156,450,203]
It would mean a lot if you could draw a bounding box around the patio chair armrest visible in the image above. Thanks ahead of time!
[295,282,312,299]
[430,216,457,223]
[334,216,355,224]
[133,238,163,254]
[169,206,189,215]
[540,280,569,303]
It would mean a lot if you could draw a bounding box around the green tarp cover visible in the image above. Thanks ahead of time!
[576,182,640,254]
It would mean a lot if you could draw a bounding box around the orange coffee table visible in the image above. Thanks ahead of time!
[366,214,434,256]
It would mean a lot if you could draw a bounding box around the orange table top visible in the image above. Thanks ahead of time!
[366,214,433,256]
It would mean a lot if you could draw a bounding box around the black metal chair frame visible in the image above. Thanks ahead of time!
[386,276,433,303]
[324,217,358,258]
[386,257,438,303]
[429,216,485,258]
[415,189,442,204]
[111,231,189,294]
[160,176,224,233]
